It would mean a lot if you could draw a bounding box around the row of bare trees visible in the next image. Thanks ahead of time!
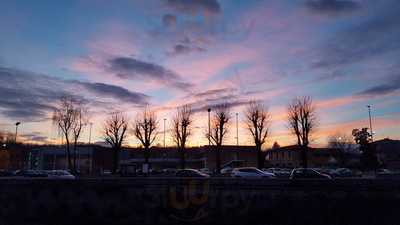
[103,107,192,174]
[103,112,128,174]
[287,96,317,168]
[207,97,317,172]
[52,97,88,173]
[53,95,317,173]
[100,96,317,173]
[171,105,192,169]
[205,102,272,172]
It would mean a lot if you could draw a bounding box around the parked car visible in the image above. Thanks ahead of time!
[150,169,163,176]
[46,170,75,180]
[199,168,211,175]
[318,168,338,177]
[67,169,81,176]
[14,170,48,178]
[162,168,178,176]
[220,167,233,175]
[102,170,112,176]
[176,169,210,178]
[377,168,392,175]
[334,168,360,178]
[263,168,291,178]
[231,167,275,178]
[0,170,15,177]
[376,168,395,178]
[290,168,332,179]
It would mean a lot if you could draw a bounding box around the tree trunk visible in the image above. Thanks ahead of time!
[301,145,308,168]
[215,144,221,174]
[257,144,263,169]
[112,147,119,174]
[361,143,379,171]
[65,138,73,171]
[73,140,77,173]
[180,147,185,169]
[144,146,149,164]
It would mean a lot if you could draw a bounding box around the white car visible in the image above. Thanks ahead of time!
[231,167,276,178]
[199,168,211,174]
[220,167,233,175]
[46,170,75,180]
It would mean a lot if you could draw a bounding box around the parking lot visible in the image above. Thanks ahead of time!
[1,167,399,180]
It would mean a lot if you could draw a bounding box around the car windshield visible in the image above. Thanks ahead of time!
[240,168,263,174]
[306,170,320,175]
[294,170,304,174]
[57,171,70,175]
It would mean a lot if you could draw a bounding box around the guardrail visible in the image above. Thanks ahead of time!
[0,178,398,225]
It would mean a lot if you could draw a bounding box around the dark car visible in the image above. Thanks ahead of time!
[0,170,15,177]
[263,168,291,178]
[335,168,357,177]
[318,168,338,177]
[175,169,210,178]
[14,170,48,177]
[290,168,332,179]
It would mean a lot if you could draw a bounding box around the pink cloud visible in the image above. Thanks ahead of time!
[167,45,258,83]
[315,95,363,109]
[319,113,400,140]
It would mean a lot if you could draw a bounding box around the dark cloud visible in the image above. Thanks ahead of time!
[0,66,149,121]
[166,0,221,15]
[156,86,254,113]
[107,56,193,90]
[0,67,66,120]
[168,44,205,56]
[77,82,148,106]
[193,88,237,98]
[21,132,49,143]
[305,0,360,14]
[191,100,252,113]
[109,57,179,80]
[183,87,251,113]
[356,77,400,97]
[312,2,400,71]
[162,14,177,27]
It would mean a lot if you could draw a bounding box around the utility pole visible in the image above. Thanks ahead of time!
[236,113,239,146]
[15,122,21,143]
[88,122,93,144]
[163,118,166,148]
[367,105,373,141]
[207,108,211,146]
[88,122,93,174]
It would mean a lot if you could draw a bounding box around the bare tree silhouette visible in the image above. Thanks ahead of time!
[245,101,271,169]
[133,108,158,165]
[172,105,193,169]
[52,96,78,171]
[287,96,317,168]
[71,101,88,171]
[206,103,231,174]
[103,112,128,174]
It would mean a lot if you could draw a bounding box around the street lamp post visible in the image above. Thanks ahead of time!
[15,122,21,143]
[163,118,166,149]
[207,108,211,147]
[367,105,373,141]
[236,113,239,146]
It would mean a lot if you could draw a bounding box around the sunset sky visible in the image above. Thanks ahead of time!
[0,0,399,147]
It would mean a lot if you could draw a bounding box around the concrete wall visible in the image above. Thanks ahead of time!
[0,178,399,225]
